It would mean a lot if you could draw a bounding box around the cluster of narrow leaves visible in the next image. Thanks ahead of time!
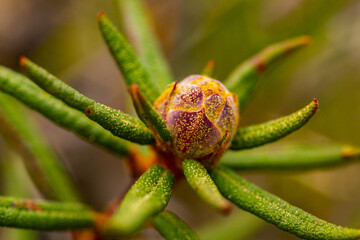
[0,0,359,239]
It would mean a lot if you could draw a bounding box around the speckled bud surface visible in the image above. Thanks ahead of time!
[154,75,239,162]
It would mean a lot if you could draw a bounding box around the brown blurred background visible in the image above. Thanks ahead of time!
[0,0,360,239]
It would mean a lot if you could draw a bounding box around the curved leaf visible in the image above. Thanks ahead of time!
[97,12,161,103]
[129,83,171,142]
[152,210,200,240]
[182,159,231,213]
[116,0,174,91]
[221,145,360,170]
[0,66,130,156]
[209,166,360,240]
[197,211,263,240]
[20,57,155,145]
[1,158,38,240]
[224,36,312,112]
[231,99,318,150]
[0,196,95,231]
[105,165,174,236]
[0,93,80,202]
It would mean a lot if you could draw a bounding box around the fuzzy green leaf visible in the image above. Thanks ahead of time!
[105,165,174,236]
[182,159,231,213]
[224,36,312,112]
[129,83,171,142]
[0,66,130,156]
[0,93,81,202]
[209,166,360,240]
[231,99,318,150]
[152,210,200,240]
[0,196,95,231]
[97,12,161,103]
[20,57,155,145]
[222,145,360,170]
[116,0,174,91]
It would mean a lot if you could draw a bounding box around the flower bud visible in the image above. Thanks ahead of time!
[154,75,239,165]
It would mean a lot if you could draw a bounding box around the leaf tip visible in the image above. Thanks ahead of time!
[298,36,313,46]
[286,36,313,50]
[220,202,232,215]
[97,11,105,20]
[341,146,360,159]
[129,83,141,104]
[19,56,27,69]
[312,98,319,109]
[129,83,139,93]
[94,213,109,231]
[202,59,216,77]
[207,59,215,67]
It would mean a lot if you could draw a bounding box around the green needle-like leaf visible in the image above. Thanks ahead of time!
[116,0,174,91]
[224,36,312,112]
[202,60,215,77]
[182,159,231,213]
[221,145,360,170]
[210,166,360,240]
[2,157,34,199]
[1,158,38,240]
[0,66,130,156]
[97,12,161,104]
[152,210,200,240]
[0,94,80,202]
[129,83,171,142]
[197,211,264,240]
[20,57,155,145]
[1,224,37,240]
[231,99,318,150]
[0,196,95,231]
[105,165,174,236]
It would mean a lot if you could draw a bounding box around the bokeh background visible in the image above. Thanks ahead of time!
[0,0,360,239]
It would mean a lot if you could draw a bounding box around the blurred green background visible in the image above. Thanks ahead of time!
[0,0,359,239]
